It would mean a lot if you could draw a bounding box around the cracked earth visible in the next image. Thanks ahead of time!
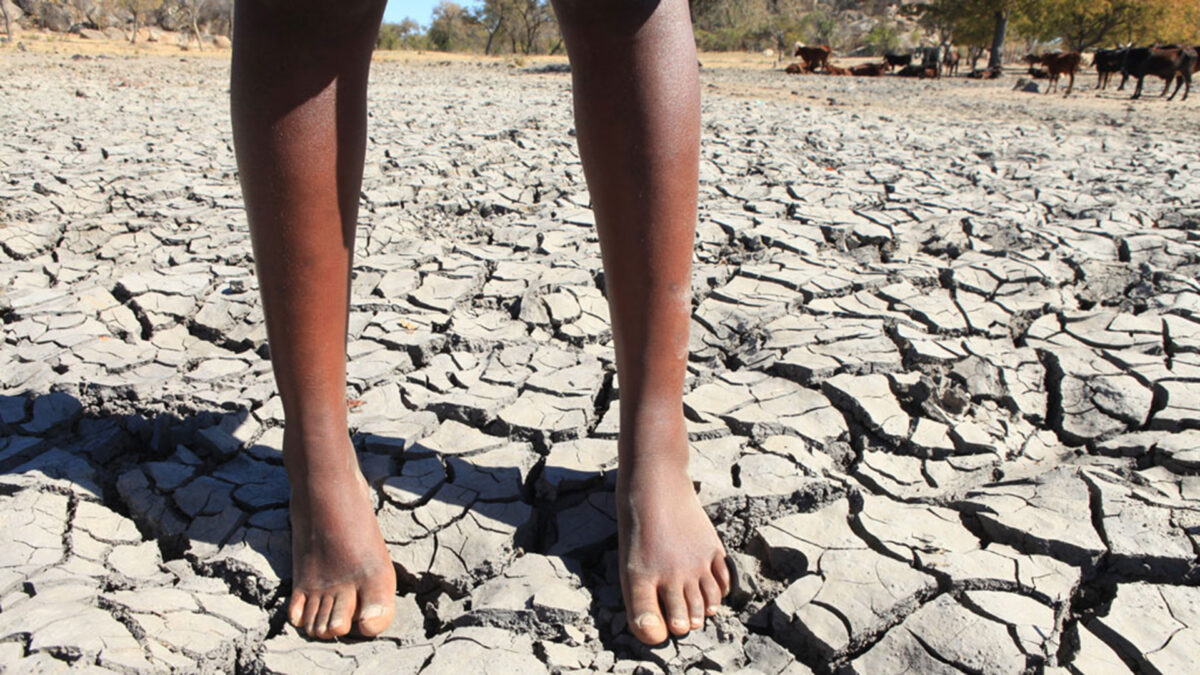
[2,51,1199,673]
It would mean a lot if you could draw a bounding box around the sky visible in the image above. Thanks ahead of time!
[384,0,483,27]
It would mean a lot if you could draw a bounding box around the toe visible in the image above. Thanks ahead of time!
[327,590,355,638]
[626,578,668,645]
[712,555,732,597]
[313,593,335,639]
[661,584,691,637]
[301,591,323,637]
[287,590,307,628]
[699,573,722,616]
[355,570,396,637]
[684,582,705,630]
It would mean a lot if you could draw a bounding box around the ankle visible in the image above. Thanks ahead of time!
[282,426,358,479]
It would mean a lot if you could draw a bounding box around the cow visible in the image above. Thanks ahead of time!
[1124,45,1197,101]
[793,43,832,73]
[1093,48,1126,90]
[884,52,911,72]
[912,46,943,77]
[1025,51,1082,94]
[825,64,850,76]
[942,47,960,76]
[967,65,1003,79]
[785,62,805,74]
[850,62,888,77]
[896,64,938,78]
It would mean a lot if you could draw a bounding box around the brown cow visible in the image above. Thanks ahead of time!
[825,64,850,76]
[793,43,832,72]
[1026,52,1082,95]
[942,48,960,76]
[785,62,805,74]
[850,62,888,77]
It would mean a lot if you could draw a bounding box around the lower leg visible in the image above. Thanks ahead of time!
[550,0,730,645]
[231,0,394,639]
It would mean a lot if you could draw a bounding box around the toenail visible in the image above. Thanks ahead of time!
[707,605,719,614]
[328,617,343,630]
[691,616,703,626]
[360,604,386,621]
[634,613,661,629]
[671,618,689,629]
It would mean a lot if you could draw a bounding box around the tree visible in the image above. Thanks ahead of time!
[377,18,424,50]
[863,22,900,55]
[180,0,208,50]
[1032,0,1156,51]
[476,0,516,54]
[120,0,164,43]
[513,0,551,54]
[427,1,481,51]
[909,0,1039,68]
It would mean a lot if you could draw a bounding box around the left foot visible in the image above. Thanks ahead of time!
[616,405,730,644]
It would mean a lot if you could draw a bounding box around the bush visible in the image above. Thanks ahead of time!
[863,22,900,55]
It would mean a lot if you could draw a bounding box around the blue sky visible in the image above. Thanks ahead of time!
[384,0,483,26]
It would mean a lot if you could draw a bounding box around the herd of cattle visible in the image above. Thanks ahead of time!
[786,42,1198,101]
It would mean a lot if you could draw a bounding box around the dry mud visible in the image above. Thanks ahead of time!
[2,50,1199,673]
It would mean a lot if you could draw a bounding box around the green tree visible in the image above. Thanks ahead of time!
[377,18,424,50]
[1031,0,1157,51]
[475,0,516,54]
[427,1,481,51]
[863,21,900,55]
[803,9,838,46]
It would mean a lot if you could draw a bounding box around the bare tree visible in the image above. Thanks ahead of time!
[514,0,550,54]
[120,0,165,44]
[183,0,207,50]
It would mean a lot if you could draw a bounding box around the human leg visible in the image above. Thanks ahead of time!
[548,0,731,645]
[230,0,394,639]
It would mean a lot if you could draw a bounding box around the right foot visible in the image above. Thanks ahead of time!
[284,429,396,639]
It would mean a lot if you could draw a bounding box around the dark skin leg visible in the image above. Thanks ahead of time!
[231,0,727,646]
[550,0,731,644]
[231,0,395,639]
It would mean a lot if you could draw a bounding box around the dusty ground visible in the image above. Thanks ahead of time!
[2,43,1199,674]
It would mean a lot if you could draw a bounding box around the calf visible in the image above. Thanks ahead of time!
[850,62,888,77]
[793,43,832,72]
[1093,48,1126,89]
[1026,51,1082,94]
[825,64,850,76]
[1125,45,1197,100]
[884,52,911,72]
[784,62,804,75]
[942,48,960,76]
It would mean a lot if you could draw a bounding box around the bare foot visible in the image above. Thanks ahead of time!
[616,406,731,644]
[284,429,396,639]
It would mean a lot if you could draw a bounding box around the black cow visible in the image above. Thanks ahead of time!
[1124,46,1197,101]
[884,52,911,72]
[1093,48,1127,90]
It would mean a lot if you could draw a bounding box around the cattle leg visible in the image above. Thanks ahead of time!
[1169,73,1190,101]
[549,0,730,646]
[230,0,397,640]
[1132,75,1144,99]
[1065,70,1074,96]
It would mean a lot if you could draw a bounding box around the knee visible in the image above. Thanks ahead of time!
[551,0,663,31]
[245,0,384,32]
